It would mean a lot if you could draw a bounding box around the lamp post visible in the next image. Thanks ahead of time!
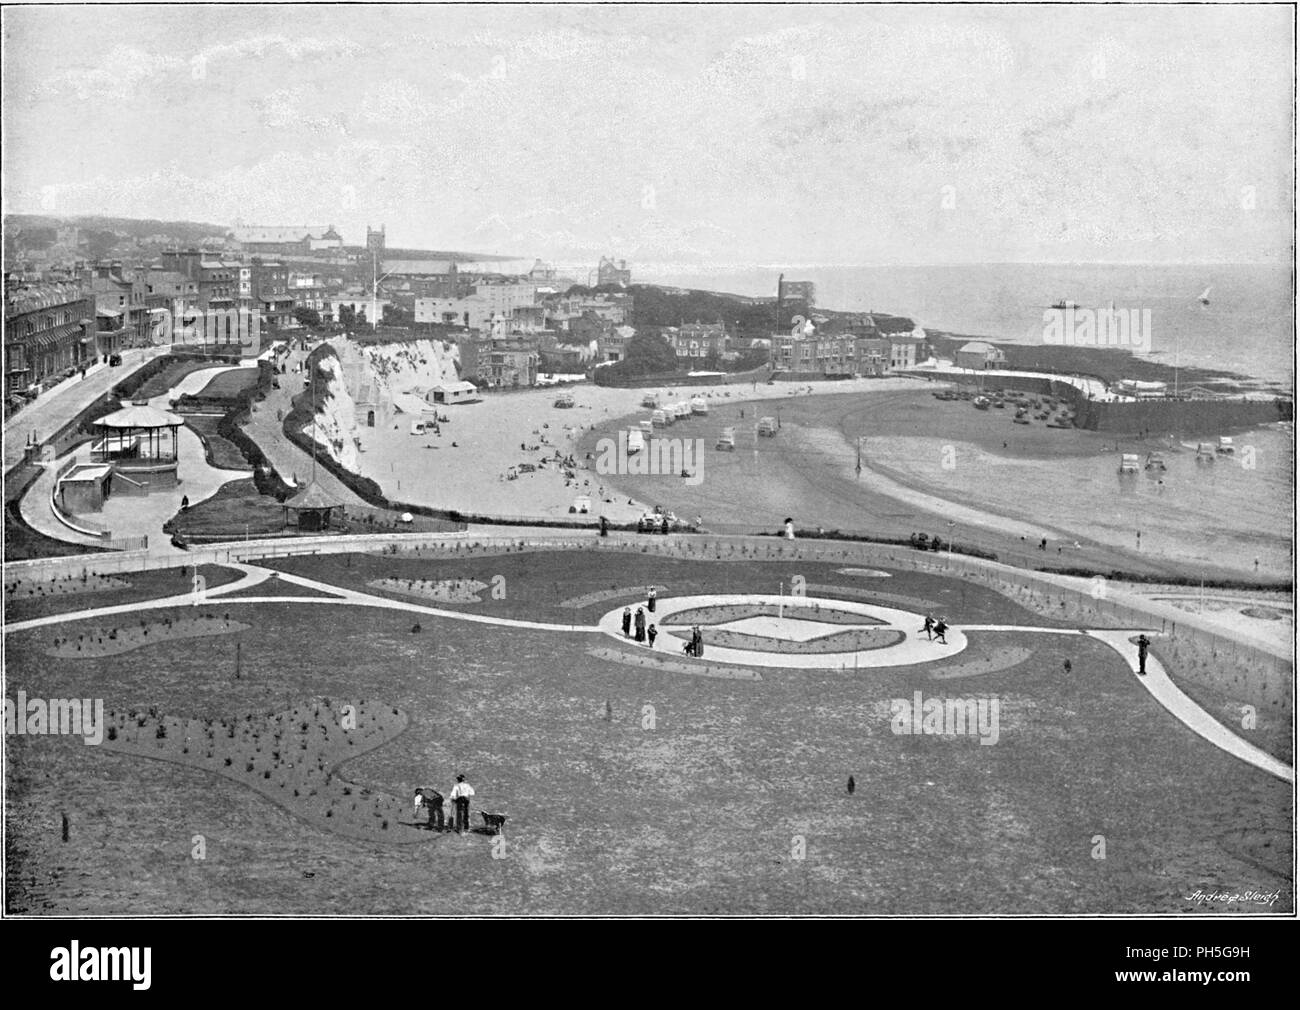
[946,520,956,570]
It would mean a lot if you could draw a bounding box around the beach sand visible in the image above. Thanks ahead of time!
[309,361,1290,581]
[344,376,925,521]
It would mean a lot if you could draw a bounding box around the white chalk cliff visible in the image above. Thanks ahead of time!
[305,352,361,472]
[307,336,464,469]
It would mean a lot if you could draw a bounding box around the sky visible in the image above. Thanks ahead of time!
[2,3,1294,267]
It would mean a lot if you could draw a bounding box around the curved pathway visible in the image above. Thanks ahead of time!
[1085,629,1293,783]
[596,593,969,669]
[4,562,1290,783]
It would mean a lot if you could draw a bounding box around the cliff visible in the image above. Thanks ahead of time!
[304,352,361,472]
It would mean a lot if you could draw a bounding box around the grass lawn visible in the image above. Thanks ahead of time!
[195,368,259,400]
[137,359,221,400]
[186,416,253,472]
[261,548,1084,630]
[3,564,242,623]
[167,480,289,540]
[166,479,462,541]
[1155,647,1293,765]
[4,551,1290,915]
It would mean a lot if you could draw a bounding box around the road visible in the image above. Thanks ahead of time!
[3,345,169,472]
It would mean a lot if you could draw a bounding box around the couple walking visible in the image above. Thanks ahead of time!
[683,625,705,657]
[920,614,948,644]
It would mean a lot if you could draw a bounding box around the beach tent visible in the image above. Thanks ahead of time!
[427,381,481,405]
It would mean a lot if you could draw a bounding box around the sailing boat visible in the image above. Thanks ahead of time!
[1198,286,1212,307]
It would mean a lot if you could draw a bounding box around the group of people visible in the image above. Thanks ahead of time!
[919,614,949,644]
[621,588,662,646]
[412,774,476,833]
[622,606,657,647]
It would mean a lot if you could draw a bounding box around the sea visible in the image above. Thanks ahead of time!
[632,261,1295,387]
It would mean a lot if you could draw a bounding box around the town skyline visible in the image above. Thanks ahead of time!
[3,4,1295,268]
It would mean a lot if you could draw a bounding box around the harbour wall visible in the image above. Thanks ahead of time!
[931,371,1293,435]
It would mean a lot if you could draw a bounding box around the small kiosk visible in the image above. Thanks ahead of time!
[283,480,341,532]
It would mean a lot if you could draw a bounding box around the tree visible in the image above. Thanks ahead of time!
[337,305,356,329]
[383,305,414,328]
[622,331,679,374]
[293,307,321,329]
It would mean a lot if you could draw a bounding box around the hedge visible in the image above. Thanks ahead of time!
[217,360,296,500]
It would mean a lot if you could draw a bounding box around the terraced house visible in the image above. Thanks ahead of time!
[3,280,95,399]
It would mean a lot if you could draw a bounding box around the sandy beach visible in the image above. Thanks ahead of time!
[299,346,1291,580]
[344,375,928,521]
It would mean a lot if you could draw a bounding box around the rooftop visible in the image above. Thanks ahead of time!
[285,479,341,510]
[233,225,336,244]
[96,403,184,429]
[5,282,88,318]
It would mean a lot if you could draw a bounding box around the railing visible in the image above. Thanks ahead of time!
[91,453,178,468]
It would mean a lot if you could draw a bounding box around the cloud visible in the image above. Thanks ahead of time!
[29,45,183,101]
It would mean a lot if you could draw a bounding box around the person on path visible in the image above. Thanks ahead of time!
[647,624,657,648]
[621,607,632,637]
[634,607,646,643]
[647,586,657,612]
[1136,634,1150,676]
[449,775,474,833]
[920,614,934,641]
[933,618,948,645]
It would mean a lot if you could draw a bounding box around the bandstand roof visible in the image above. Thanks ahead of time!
[95,404,184,429]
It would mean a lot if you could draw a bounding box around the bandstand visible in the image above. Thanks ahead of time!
[91,401,183,491]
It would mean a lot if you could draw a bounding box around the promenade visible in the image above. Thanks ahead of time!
[3,345,168,471]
